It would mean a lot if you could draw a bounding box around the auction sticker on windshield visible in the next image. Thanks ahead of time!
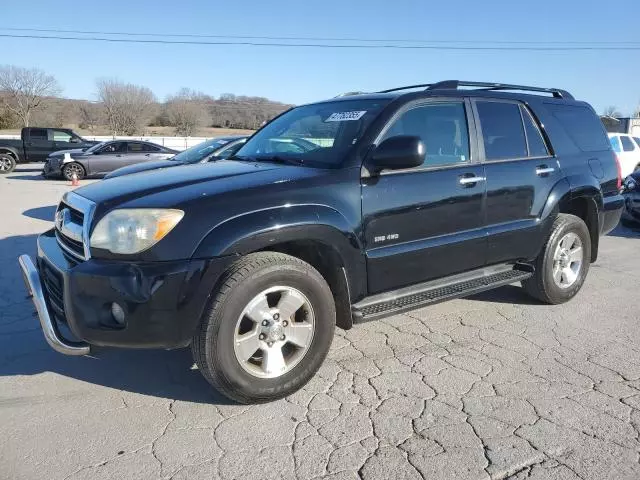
[325,111,367,122]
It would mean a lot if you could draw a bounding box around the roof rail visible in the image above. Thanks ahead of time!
[377,84,433,93]
[426,80,574,100]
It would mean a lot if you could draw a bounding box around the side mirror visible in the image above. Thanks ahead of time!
[369,135,425,174]
[70,137,81,144]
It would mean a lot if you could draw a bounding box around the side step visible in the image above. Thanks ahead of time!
[352,264,533,323]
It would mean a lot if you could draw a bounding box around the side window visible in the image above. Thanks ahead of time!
[49,130,72,143]
[476,101,527,160]
[610,136,622,153]
[144,143,161,152]
[546,104,610,152]
[634,137,640,149]
[128,143,145,153]
[381,102,470,168]
[621,136,636,152]
[29,128,48,140]
[520,106,549,157]
[99,142,127,154]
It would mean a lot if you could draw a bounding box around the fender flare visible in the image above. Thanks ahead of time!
[540,175,602,262]
[0,146,21,163]
[192,204,366,298]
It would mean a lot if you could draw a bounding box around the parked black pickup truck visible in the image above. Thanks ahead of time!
[19,80,624,404]
[0,127,98,174]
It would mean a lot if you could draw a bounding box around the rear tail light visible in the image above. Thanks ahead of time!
[614,153,622,190]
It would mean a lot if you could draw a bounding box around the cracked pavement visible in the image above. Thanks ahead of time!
[2,165,640,480]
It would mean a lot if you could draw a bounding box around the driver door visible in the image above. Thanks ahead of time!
[89,141,129,174]
[362,99,487,294]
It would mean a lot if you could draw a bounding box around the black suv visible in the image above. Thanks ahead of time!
[19,81,624,403]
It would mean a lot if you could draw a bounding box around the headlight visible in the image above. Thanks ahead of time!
[624,177,637,191]
[90,209,184,254]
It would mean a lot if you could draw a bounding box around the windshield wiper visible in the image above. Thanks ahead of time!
[252,155,304,166]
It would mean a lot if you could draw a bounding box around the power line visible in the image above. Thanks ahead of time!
[2,27,639,46]
[1,33,640,50]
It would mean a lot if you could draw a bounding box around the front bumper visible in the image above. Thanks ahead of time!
[42,160,63,177]
[19,229,233,354]
[19,254,90,355]
[621,192,640,224]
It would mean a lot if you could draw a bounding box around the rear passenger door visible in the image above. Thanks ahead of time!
[474,100,560,264]
[362,99,487,294]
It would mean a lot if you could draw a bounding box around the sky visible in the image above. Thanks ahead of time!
[2,0,640,115]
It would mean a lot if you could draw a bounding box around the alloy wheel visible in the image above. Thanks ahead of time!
[552,232,583,288]
[233,286,315,379]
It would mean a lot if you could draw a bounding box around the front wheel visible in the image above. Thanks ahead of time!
[192,252,336,404]
[0,153,16,174]
[62,162,86,181]
[522,213,591,304]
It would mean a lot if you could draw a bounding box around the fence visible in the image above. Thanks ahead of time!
[0,134,208,151]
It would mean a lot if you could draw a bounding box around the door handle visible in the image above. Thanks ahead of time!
[536,166,555,176]
[459,176,486,186]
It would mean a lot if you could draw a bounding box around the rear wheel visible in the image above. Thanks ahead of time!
[192,252,335,404]
[62,162,86,181]
[522,214,591,304]
[0,153,16,174]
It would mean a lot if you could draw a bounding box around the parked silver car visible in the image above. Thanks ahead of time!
[42,140,178,180]
[104,135,248,179]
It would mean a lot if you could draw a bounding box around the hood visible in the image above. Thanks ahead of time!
[104,159,177,179]
[630,170,640,182]
[76,159,310,208]
[49,148,87,158]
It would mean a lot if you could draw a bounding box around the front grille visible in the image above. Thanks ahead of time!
[41,260,65,319]
[54,192,95,261]
[55,230,84,259]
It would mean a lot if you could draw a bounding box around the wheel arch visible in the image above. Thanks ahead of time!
[0,147,20,160]
[193,205,366,330]
[541,176,602,263]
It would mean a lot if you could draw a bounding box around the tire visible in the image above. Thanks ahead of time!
[62,162,86,181]
[0,153,16,174]
[192,252,336,404]
[522,213,591,304]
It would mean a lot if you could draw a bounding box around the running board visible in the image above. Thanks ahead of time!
[352,264,533,322]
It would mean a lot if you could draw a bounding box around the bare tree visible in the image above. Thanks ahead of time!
[165,88,209,136]
[0,65,61,127]
[96,79,156,135]
[77,101,104,133]
[602,106,622,118]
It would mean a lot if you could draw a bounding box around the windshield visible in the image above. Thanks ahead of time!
[171,137,240,163]
[84,142,107,154]
[234,98,390,167]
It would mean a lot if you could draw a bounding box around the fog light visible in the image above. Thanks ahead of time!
[111,302,126,325]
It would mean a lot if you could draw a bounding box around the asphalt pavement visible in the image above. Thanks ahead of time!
[2,164,640,480]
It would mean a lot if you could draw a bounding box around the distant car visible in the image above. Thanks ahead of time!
[0,127,98,174]
[43,140,178,180]
[621,171,640,227]
[608,133,640,178]
[104,136,247,179]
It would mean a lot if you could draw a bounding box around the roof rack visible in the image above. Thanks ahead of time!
[378,84,434,93]
[377,81,573,100]
[427,80,574,100]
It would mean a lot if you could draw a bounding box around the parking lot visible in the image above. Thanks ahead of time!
[1,164,640,480]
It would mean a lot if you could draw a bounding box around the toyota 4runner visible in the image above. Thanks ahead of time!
[19,80,624,403]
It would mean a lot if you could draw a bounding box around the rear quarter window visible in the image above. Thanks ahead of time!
[546,104,610,152]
